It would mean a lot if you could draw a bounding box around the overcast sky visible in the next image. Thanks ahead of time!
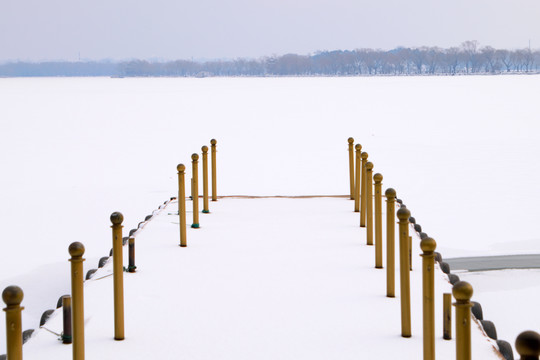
[1,0,539,62]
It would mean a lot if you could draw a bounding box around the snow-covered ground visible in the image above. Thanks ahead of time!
[24,197,501,359]
[0,76,539,355]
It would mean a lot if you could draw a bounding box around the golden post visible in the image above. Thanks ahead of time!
[69,242,85,360]
[360,152,368,227]
[374,173,383,268]
[365,162,374,246]
[111,212,125,341]
[202,146,210,213]
[385,188,396,297]
[397,207,412,337]
[409,236,413,271]
[515,331,540,360]
[177,164,187,247]
[443,293,452,340]
[191,154,200,228]
[211,139,217,201]
[421,237,437,360]
[348,137,355,200]
[62,295,72,344]
[453,281,473,360]
[354,144,362,212]
[2,286,23,360]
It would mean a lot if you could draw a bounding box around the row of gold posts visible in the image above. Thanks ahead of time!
[177,139,218,247]
[1,139,219,359]
[347,137,540,360]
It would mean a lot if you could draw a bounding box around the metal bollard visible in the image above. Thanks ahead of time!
[409,236,413,271]
[421,237,437,360]
[111,212,125,341]
[515,331,540,360]
[385,188,396,297]
[128,236,136,273]
[354,144,362,212]
[202,145,210,213]
[443,293,452,340]
[365,162,374,246]
[360,152,368,227]
[2,286,23,360]
[453,281,473,360]
[348,137,355,200]
[191,153,200,228]
[62,295,72,344]
[211,139,217,201]
[374,173,383,268]
[397,207,412,337]
[69,242,85,360]
[177,164,187,247]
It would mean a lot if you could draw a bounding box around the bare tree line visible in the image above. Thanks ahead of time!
[1,41,539,77]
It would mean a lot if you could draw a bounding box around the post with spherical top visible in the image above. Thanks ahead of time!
[2,286,23,360]
[385,188,396,297]
[69,241,85,360]
[421,237,437,360]
[211,139,218,201]
[365,162,374,245]
[348,138,355,200]
[191,154,200,228]
[397,207,412,337]
[516,331,540,360]
[354,144,362,212]
[111,212,125,340]
[202,146,210,213]
[360,152,368,227]
[453,281,473,360]
[177,164,187,247]
[374,173,383,268]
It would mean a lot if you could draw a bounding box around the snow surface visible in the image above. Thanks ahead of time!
[0,76,539,355]
[24,197,500,359]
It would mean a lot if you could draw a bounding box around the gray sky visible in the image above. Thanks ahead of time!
[1,0,539,62]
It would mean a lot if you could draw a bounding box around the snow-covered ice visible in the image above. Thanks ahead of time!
[0,75,539,356]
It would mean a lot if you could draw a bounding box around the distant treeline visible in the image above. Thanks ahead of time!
[2,42,539,77]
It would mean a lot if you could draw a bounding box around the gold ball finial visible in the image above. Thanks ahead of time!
[348,137,354,144]
[452,281,473,302]
[355,144,362,151]
[516,331,540,357]
[385,188,396,198]
[361,152,368,160]
[210,139,217,145]
[420,237,437,253]
[202,145,208,152]
[366,162,373,171]
[191,153,199,161]
[373,173,383,182]
[397,207,411,220]
[177,164,185,172]
[68,241,85,258]
[2,285,23,306]
[110,212,124,225]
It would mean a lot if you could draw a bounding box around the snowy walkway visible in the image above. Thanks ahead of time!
[23,197,501,359]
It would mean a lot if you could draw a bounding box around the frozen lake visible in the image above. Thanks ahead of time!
[0,75,539,352]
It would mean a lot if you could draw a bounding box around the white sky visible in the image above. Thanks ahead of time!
[1,0,539,62]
